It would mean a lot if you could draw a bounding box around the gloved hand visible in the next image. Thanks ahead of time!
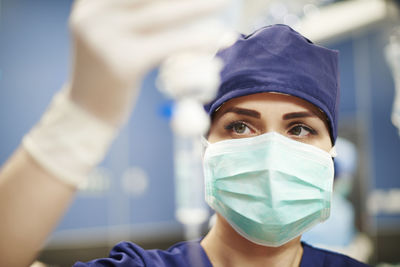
[68,0,229,126]
[22,0,230,187]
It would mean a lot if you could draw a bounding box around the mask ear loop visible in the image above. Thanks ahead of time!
[329,146,337,158]
[201,136,211,157]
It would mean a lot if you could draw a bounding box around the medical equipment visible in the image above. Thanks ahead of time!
[385,29,400,136]
[157,1,242,240]
[158,53,223,240]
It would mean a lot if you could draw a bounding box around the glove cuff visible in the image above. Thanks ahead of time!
[23,86,117,188]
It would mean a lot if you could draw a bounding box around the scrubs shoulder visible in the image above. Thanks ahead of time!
[73,240,370,267]
[72,240,212,267]
[300,242,371,267]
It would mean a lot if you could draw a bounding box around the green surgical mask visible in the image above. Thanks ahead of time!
[203,132,335,247]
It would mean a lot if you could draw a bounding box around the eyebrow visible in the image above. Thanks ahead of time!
[282,112,318,120]
[222,107,261,118]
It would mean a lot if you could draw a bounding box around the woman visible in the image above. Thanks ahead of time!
[71,24,368,267]
[0,1,369,266]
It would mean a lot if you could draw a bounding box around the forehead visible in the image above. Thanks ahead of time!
[212,92,328,122]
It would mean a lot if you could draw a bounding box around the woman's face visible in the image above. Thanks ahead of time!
[208,92,332,153]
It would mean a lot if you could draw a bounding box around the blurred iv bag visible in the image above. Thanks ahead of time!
[158,53,223,240]
[157,0,242,240]
[385,29,400,136]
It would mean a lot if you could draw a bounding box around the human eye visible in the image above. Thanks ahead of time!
[224,121,254,136]
[287,124,317,138]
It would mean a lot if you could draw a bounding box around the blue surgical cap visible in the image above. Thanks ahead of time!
[205,24,340,143]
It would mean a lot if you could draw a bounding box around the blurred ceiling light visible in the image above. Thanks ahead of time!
[296,0,396,43]
[237,0,397,43]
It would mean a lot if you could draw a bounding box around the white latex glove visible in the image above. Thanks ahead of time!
[23,0,230,187]
[68,0,229,126]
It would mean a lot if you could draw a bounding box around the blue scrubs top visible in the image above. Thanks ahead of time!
[73,240,370,266]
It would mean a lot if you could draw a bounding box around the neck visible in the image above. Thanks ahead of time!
[201,214,303,267]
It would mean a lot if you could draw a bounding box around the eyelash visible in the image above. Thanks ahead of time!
[224,121,254,135]
[287,123,318,137]
[224,121,318,137]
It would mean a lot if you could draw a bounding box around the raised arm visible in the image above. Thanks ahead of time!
[0,1,227,266]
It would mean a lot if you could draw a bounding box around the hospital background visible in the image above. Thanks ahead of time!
[1,0,400,266]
